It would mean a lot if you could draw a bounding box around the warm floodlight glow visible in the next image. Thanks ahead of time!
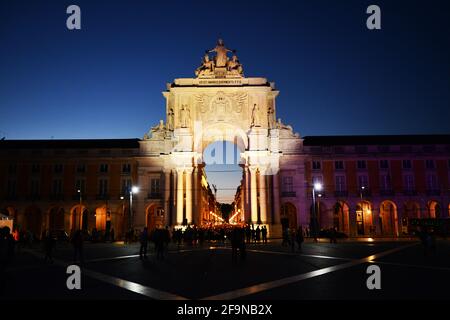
[314,182,323,191]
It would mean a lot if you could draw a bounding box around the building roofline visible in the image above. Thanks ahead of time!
[302,134,450,146]
[0,138,141,149]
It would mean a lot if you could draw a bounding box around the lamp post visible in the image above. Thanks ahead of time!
[77,189,82,231]
[129,186,139,233]
[312,182,323,242]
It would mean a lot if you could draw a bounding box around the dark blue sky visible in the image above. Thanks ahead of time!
[1,0,449,140]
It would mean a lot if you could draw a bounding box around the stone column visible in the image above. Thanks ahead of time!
[259,168,267,223]
[176,168,184,225]
[185,167,193,225]
[164,170,170,226]
[249,166,258,223]
[272,173,281,224]
[192,166,198,225]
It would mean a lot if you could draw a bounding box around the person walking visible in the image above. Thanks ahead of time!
[290,228,296,252]
[296,226,304,252]
[255,226,261,243]
[261,226,268,244]
[139,227,149,260]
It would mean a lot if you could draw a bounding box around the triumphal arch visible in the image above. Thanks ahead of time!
[136,40,304,235]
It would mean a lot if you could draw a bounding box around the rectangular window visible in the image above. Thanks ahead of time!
[122,163,131,174]
[31,163,40,174]
[30,179,40,195]
[312,161,321,170]
[99,164,109,173]
[357,160,367,170]
[52,179,63,194]
[282,176,294,193]
[54,164,64,174]
[426,174,438,190]
[380,174,391,191]
[425,160,435,170]
[358,175,369,189]
[76,164,86,174]
[334,161,344,170]
[150,178,161,195]
[75,179,86,193]
[402,160,412,169]
[335,175,346,191]
[121,179,132,194]
[99,179,108,195]
[380,160,389,169]
[403,175,415,191]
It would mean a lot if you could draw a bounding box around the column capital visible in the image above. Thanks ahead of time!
[248,165,259,173]
[184,167,194,174]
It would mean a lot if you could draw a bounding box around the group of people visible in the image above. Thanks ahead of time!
[139,227,171,260]
[282,226,305,252]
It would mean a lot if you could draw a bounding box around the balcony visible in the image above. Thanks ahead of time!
[379,189,395,196]
[426,189,441,196]
[334,190,348,198]
[147,192,162,199]
[281,191,296,198]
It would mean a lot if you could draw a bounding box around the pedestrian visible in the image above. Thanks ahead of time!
[139,227,149,260]
[110,228,115,242]
[296,226,304,252]
[245,225,251,244]
[261,226,268,244]
[256,226,261,243]
[290,228,296,252]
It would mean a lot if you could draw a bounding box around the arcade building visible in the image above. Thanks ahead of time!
[1,40,449,239]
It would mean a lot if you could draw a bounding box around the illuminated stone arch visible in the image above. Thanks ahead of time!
[427,200,441,218]
[146,203,165,230]
[355,200,373,236]
[333,201,350,235]
[281,202,297,229]
[48,206,65,231]
[379,200,399,236]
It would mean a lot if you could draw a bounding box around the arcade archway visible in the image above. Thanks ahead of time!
[281,202,297,229]
[379,200,399,236]
[49,207,65,231]
[333,202,350,235]
[23,206,43,238]
[355,201,373,236]
[146,204,165,230]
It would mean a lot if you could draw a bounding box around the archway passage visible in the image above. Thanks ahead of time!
[356,201,373,236]
[333,202,350,235]
[70,205,89,231]
[379,201,399,236]
[23,206,43,238]
[49,207,65,231]
[202,140,244,226]
[146,204,165,230]
[281,202,297,229]
[428,201,441,218]
[402,201,421,234]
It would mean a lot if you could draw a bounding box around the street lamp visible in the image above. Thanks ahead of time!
[77,189,82,230]
[128,186,139,236]
[312,182,323,242]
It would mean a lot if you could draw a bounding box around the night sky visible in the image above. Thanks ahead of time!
[1,0,449,202]
[1,0,449,140]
